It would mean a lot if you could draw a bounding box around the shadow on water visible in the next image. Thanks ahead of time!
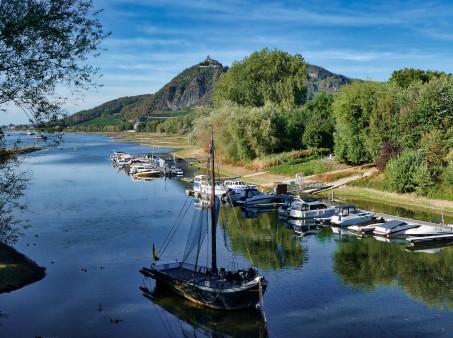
[0,243,46,294]
[139,285,268,338]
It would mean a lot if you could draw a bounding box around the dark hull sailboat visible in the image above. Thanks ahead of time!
[140,261,266,310]
[140,128,268,310]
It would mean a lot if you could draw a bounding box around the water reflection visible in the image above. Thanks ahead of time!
[139,285,268,337]
[285,218,322,238]
[221,207,306,270]
[333,234,453,309]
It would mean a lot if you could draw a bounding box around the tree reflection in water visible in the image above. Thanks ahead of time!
[140,285,268,338]
[333,234,453,309]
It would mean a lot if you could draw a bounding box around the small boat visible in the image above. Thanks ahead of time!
[277,195,297,218]
[288,197,334,220]
[235,187,275,207]
[330,204,376,227]
[193,175,226,196]
[140,128,268,311]
[223,179,254,190]
[373,220,420,237]
[129,163,158,174]
[133,168,163,179]
[405,224,453,237]
[349,222,382,235]
[193,174,207,193]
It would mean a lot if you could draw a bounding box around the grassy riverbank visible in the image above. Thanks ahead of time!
[110,131,453,216]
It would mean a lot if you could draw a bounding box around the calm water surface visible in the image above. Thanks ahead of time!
[1,133,453,337]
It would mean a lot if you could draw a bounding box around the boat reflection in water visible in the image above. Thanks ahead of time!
[140,285,268,338]
[406,240,453,254]
[286,218,321,238]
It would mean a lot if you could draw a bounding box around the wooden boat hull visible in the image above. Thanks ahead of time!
[140,263,267,310]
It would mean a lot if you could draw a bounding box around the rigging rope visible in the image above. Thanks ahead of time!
[230,201,255,266]
[158,194,192,257]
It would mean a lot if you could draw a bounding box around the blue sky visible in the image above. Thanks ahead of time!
[5,0,453,124]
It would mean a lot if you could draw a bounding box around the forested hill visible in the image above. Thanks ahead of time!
[305,64,353,100]
[66,58,353,127]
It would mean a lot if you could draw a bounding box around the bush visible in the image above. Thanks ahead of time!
[385,149,426,193]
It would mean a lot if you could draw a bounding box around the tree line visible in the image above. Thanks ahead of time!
[159,49,452,198]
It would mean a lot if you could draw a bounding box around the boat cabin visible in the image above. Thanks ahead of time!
[334,204,357,216]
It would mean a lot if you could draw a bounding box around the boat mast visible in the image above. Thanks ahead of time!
[210,126,217,273]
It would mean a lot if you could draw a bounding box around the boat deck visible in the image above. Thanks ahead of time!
[164,266,206,281]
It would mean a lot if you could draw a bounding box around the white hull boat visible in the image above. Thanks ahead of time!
[373,220,419,237]
[330,204,376,227]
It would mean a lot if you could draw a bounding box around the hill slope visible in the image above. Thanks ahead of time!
[67,58,354,127]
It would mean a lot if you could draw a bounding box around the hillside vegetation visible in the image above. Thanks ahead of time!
[66,55,353,132]
[67,49,452,201]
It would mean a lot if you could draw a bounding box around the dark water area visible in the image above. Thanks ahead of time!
[2,133,453,337]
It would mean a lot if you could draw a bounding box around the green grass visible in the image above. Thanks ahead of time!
[269,159,335,176]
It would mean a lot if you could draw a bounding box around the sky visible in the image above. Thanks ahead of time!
[4,0,453,125]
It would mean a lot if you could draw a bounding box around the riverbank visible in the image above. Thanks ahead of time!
[0,243,46,294]
[109,131,453,216]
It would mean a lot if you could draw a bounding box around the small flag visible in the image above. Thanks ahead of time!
[152,244,159,261]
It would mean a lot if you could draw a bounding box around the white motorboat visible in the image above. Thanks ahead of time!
[235,187,275,207]
[288,197,334,219]
[129,163,158,174]
[405,224,453,237]
[277,195,297,218]
[373,220,419,237]
[201,181,227,196]
[133,168,163,179]
[223,180,255,190]
[193,175,208,193]
[330,204,376,227]
[349,222,382,235]
[193,175,226,196]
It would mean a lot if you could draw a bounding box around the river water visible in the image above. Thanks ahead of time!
[1,133,453,337]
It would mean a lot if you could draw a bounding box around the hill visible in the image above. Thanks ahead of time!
[305,64,354,100]
[67,58,354,129]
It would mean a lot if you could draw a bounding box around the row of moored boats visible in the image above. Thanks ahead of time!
[110,151,184,179]
[192,177,453,244]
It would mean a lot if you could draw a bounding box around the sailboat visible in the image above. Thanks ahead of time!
[140,128,268,310]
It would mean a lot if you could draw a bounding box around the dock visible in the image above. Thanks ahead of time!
[408,233,453,245]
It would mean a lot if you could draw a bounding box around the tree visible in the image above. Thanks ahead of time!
[0,0,109,243]
[301,93,335,150]
[213,48,308,110]
[390,68,451,89]
[1,0,109,127]
[332,81,386,164]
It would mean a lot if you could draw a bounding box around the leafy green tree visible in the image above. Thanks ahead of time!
[0,0,108,243]
[213,48,308,110]
[332,81,386,164]
[301,93,335,150]
[398,76,453,149]
[390,68,451,88]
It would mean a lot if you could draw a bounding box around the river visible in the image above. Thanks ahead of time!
[1,132,453,337]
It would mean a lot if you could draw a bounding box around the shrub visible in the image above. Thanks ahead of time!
[385,149,425,193]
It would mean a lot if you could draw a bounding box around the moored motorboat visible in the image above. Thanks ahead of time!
[288,197,334,220]
[235,187,275,207]
[373,220,419,237]
[277,194,297,218]
[330,204,376,227]
[133,168,163,179]
[405,224,453,237]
